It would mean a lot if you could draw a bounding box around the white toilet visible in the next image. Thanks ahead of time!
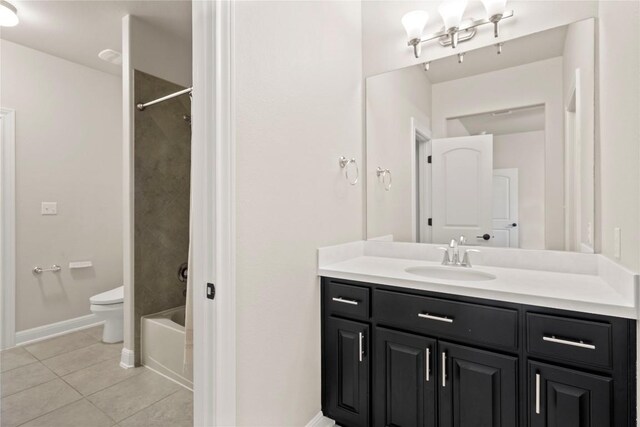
[90,286,124,343]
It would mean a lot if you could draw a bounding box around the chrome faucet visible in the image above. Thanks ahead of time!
[439,236,480,267]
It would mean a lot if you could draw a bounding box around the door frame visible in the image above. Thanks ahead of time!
[0,108,16,350]
[411,117,431,243]
[192,1,236,425]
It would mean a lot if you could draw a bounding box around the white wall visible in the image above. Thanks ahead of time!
[494,131,546,249]
[0,40,122,331]
[233,1,363,424]
[366,65,432,241]
[362,0,598,77]
[129,17,192,88]
[563,18,595,252]
[432,58,565,250]
[597,1,640,271]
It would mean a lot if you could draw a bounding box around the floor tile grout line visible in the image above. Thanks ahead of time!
[115,388,185,425]
[14,396,86,427]
[0,362,58,399]
[59,357,144,398]
[86,368,184,423]
[22,332,102,361]
[0,376,61,402]
[9,379,83,427]
[34,339,114,365]
[0,360,41,376]
[84,396,119,425]
[42,346,125,378]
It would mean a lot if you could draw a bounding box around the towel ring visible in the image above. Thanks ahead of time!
[339,156,359,185]
[376,167,392,191]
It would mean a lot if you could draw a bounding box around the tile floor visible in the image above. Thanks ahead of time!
[0,326,193,427]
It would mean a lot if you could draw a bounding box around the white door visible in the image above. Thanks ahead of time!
[431,135,493,246]
[492,168,519,248]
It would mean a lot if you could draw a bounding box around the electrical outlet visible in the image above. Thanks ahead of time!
[41,202,57,215]
[614,227,621,259]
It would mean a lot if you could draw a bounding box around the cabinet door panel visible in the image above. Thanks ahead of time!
[374,327,437,427]
[529,360,611,427]
[325,317,369,427]
[439,341,518,427]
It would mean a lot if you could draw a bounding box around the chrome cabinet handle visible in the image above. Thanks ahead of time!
[418,313,454,323]
[358,332,363,362]
[535,373,541,414]
[543,335,596,350]
[425,347,430,382]
[441,352,447,387]
[332,297,358,306]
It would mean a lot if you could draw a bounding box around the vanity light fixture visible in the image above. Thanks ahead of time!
[0,0,19,27]
[438,0,468,48]
[401,0,513,58]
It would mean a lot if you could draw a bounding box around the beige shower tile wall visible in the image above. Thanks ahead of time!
[133,71,190,363]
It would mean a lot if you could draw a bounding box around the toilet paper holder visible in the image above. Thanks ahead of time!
[33,265,62,274]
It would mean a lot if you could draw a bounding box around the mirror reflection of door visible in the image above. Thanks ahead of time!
[431,135,493,246]
[492,169,519,248]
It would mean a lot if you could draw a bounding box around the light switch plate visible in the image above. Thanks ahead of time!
[614,227,621,259]
[41,202,57,215]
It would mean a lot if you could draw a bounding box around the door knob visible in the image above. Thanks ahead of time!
[476,233,491,241]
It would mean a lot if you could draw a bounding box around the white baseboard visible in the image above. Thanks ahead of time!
[15,314,103,347]
[120,348,135,368]
[306,411,335,427]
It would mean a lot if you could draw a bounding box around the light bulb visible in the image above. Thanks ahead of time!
[438,0,467,31]
[0,0,18,27]
[481,0,507,19]
[401,10,429,41]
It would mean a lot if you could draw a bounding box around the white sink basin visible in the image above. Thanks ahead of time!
[405,266,496,282]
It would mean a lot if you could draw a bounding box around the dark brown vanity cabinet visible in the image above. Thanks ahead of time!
[321,277,636,427]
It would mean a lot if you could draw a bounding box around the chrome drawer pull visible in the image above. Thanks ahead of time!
[332,297,359,306]
[418,313,454,323]
[358,332,363,362]
[543,335,596,350]
[442,352,447,387]
[535,373,541,414]
[425,347,430,382]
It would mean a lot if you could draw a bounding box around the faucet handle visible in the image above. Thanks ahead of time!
[461,249,481,267]
[459,235,466,246]
[437,247,452,265]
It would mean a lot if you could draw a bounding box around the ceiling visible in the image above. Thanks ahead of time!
[424,25,568,84]
[448,105,546,136]
[0,0,191,75]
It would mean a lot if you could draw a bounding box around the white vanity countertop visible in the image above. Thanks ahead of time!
[318,241,639,319]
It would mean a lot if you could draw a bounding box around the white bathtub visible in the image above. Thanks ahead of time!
[141,306,193,389]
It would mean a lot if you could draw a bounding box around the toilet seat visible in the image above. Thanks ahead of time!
[90,286,124,305]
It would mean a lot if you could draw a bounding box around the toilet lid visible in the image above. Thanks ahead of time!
[90,286,124,305]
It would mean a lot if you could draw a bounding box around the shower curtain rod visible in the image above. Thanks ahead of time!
[136,87,193,111]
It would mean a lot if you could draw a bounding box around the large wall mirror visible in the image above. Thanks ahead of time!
[366,18,595,252]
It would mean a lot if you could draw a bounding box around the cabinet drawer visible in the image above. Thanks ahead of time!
[526,313,612,368]
[325,281,370,321]
[374,289,518,351]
